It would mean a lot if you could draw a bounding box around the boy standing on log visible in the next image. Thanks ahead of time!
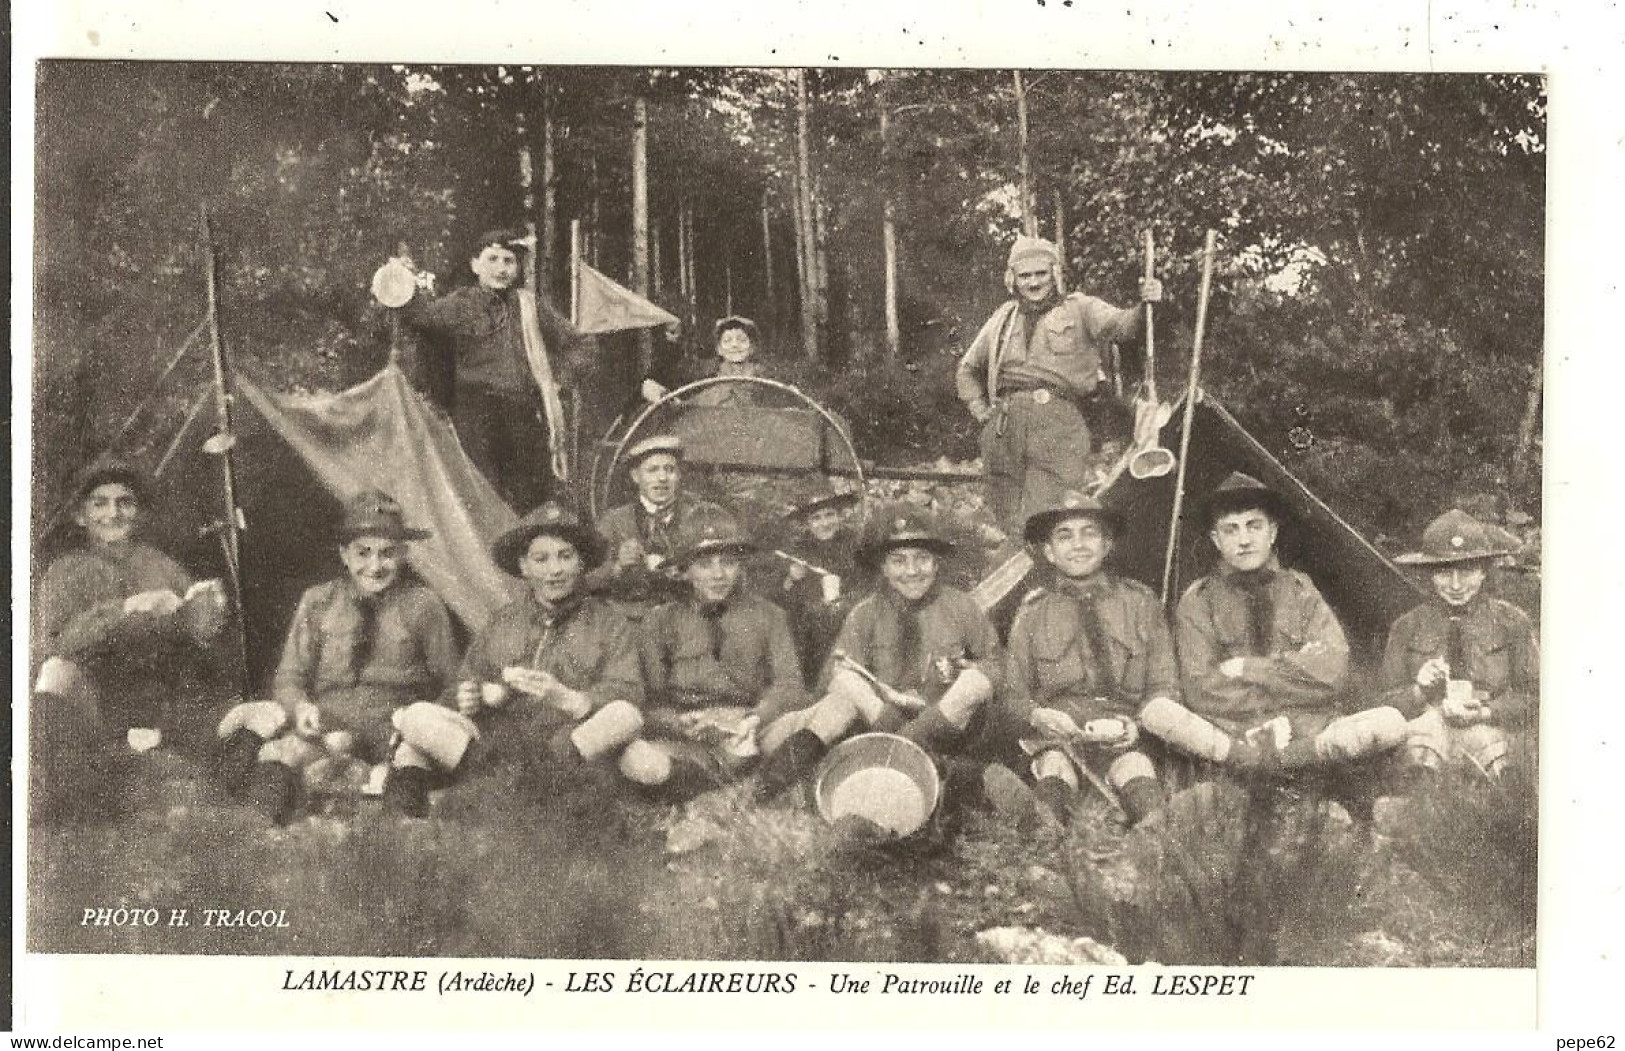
[375,227,577,510]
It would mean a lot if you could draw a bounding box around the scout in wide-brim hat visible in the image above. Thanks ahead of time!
[491,501,607,574]
[1195,471,1292,531]
[784,478,862,520]
[672,505,757,568]
[856,502,954,568]
[71,460,154,507]
[623,433,684,470]
[1394,508,1517,567]
[1022,489,1126,546]
[336,489,432,544]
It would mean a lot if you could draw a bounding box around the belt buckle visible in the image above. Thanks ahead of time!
[1032,388,1051,405]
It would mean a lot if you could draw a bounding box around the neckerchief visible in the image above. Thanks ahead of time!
[1018,291,1063,350]
[880,584,935,692]
[699,600,729,661]
[530,591,586,667]
[1230,568,1277,658]
[1055,575,1117,697]
[349,593,380,684]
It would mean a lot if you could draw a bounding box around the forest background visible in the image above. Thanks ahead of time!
[30,64,1545,556]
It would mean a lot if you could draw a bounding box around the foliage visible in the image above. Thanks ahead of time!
[30,65,1544,549]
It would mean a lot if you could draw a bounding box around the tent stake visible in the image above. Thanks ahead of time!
[1160,229,1217,606]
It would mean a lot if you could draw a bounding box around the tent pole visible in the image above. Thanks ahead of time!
[1160,229,1217,606]
[200,207,252,689]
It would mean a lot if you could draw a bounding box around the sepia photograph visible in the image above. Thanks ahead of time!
[20,57,1545,977]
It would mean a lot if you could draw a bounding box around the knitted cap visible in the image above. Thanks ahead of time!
[1007,235,1061,270]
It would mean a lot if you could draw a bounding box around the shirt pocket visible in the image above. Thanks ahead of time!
[1039,313,1082,354]
[1031,622,1091,697]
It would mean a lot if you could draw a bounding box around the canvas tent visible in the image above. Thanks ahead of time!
[978,391,1425,658]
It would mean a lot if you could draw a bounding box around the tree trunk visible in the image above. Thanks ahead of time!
[1052,188,1067,293]
[760,189,775,336]
[1014,70,1037,237]
[631,94,651,374]
[790,170,811,360]
[651,218,664,299]
[795,68,820,361]
[877,77,901,360]
[589,154,602,268]
[813,181,831,332]
[1510,362,1543,496]
[541,89,557,294]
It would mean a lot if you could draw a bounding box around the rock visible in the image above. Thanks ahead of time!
[975,926,1128,966]
[665,815,722,856]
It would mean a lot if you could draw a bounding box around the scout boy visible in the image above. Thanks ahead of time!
[33,462,227,753]
[1002,491,1176,826]
[776,477,864,683]
[752,502,1001,802]
[218,489,463,822]
[1380,508,1538,778]
[1152,473,1409,778]
[591,434,725,616]
[629,505,807,799]
[454,501,647,796]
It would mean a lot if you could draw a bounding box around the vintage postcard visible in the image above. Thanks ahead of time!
[9,0,1618,1037]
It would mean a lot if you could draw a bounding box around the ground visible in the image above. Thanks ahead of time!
[27,740,1535,967]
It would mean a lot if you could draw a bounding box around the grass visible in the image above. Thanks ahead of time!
[27,741,1536,967]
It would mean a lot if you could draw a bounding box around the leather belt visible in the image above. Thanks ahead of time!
[1000,387,1053,404]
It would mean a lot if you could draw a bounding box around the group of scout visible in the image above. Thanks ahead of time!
[34,437,1537,832]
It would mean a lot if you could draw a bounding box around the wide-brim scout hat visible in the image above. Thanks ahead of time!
[713,315,761,346]
[336,489,431,544]
[624,434,683,470]
[1394,508,1517,567]
[672,505,757,568]
[491,501,607,574]
[71,460,153,506]
[1023,489,1125,546]
[857,502,954,568]
[784,478,862,520]
[1195,472,1292,531]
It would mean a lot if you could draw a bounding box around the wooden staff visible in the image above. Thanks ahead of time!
[200,207,252,688]
[1160,229,1217,606]
[1142,228,1158,403]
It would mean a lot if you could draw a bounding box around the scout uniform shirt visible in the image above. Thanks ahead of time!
[458,591,646,753]
[34,542,194,664]
[401,285,573,397]
[1377,597,1538,725]
[1005,574,1181,729]
[642,592,808,728]
[34,541,201,733]
[273,577,458,760]
[1174,557,1349,733]
[591,493,724,609]
[819,584,1003,709]
[955,292,1140,418]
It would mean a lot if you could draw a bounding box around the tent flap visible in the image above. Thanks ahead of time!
[235,366,524,628]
